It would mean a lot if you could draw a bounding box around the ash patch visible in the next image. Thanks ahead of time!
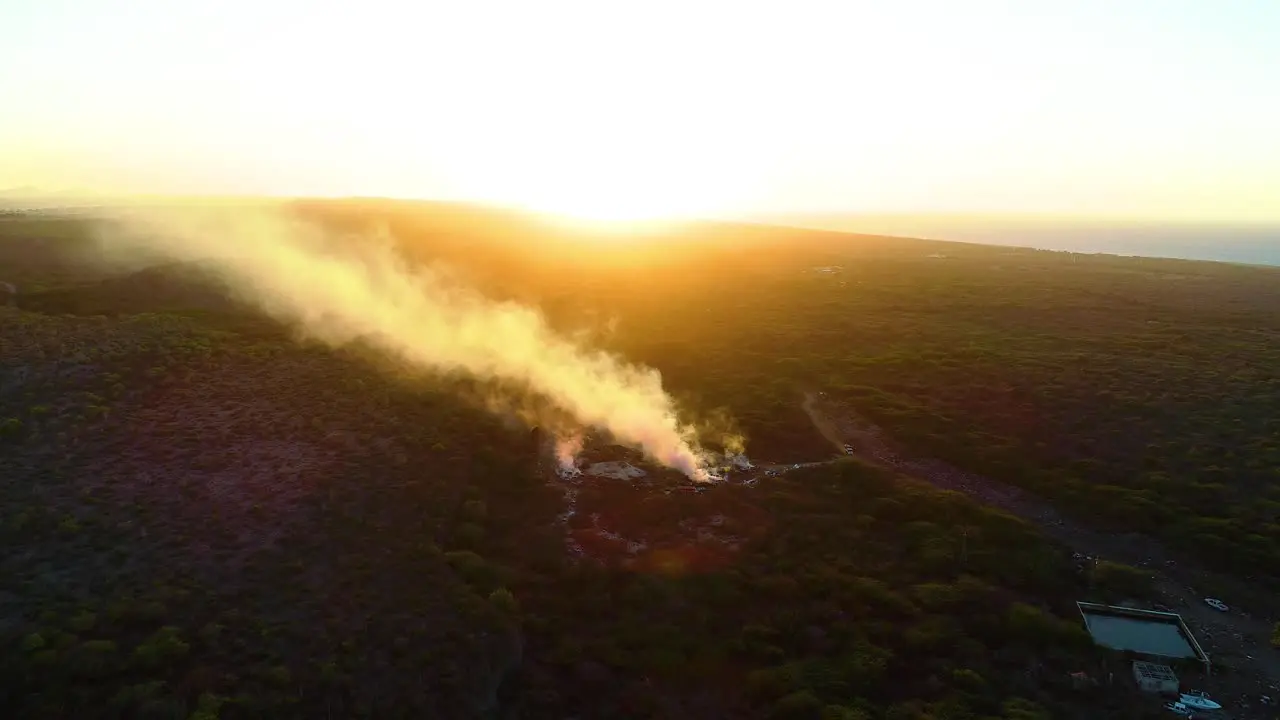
[585,460,647,480]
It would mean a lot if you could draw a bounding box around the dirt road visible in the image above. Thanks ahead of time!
[802,392,1280,718]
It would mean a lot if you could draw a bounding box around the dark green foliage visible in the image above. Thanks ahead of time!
[187,693,227,720]
[4,207,1273,719]
[1090,561,1155,601]
[133,627,190,671]
[772,690,824,719]
[67,640,122,679]
[444,550,501,591]
[0,416,23,440]
[22,633,47,653]
[488,588,520,617]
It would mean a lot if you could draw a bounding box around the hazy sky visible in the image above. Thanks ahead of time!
[3,0,1278,221]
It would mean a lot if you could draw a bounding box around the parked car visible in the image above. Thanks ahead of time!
[1203,598,1229,612]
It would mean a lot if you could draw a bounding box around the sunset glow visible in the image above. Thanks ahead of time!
[3,0,1279,222]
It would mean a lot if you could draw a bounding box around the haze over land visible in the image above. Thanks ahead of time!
[6,1,1280,718]
[6,203,1280,719]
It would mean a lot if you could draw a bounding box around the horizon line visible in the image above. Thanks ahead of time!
[3,190,1280,228]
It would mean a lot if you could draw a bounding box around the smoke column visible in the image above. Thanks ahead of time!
[91,204,725,480]
[553,433,585,477]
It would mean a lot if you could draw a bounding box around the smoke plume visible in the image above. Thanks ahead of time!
[554,433,585,477]
[90,204,731,480]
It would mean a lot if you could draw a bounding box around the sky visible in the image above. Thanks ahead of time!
[2,0,1279,222]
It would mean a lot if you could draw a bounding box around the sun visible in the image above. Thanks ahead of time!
[433,114,763,230]
[476,160,721,226]
[506,190,673,223]
[507,185,703,226]
[526,198,676,223]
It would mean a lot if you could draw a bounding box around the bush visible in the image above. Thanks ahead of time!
[133,626,190,670]
[259,665,292,688]
[1002,697,1052,720]
[455,522,486,547]
[68,610,97,633]
[0,417,22,438]
[772,690,824,720]
[445,550,499,590]
[822,707,871,720]
[187,693,226,720]
[22,632,46,652]
[68,640,122,679]
[489,587,520,616]
[748,665,801,700]
[1091,561,1154,600]
[462,499,488,520]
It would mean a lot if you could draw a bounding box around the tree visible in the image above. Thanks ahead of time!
[772,690,823,720]
[489,588,520,617]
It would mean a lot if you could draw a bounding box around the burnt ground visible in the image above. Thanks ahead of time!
[802,391,1280,718]
[535,427,851,575]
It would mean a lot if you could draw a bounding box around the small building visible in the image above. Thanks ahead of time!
[1132,661,1179,694]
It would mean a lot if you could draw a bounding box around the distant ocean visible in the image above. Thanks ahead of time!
[763,216,1280,268]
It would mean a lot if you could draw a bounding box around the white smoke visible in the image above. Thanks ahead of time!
[554,433,584,478]
[88,203,737,481]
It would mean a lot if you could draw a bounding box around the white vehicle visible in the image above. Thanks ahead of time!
[1179,691,1222,711]
[843,445,855,455]
[1203,598,1229,612]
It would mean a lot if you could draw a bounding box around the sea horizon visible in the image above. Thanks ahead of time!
[755,214,1280,268]
[6,197,1280,268]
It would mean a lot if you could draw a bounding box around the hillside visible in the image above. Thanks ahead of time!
[3,203,1279,719]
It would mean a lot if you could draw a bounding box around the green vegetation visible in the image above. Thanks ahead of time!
[4,204,1275,718]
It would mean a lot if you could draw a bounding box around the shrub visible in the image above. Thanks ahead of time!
[0,417,22,438]
[455,522,485,547]
[133,626,190,670]
[1091,560,1154,600]
[822,707,871,720]
[187,693,226,720]
[489,587,520,616]
[68,640,122,679]
[22,632,46,652]
[772,690,824,720]
[462,499,488,520]
[445,550,499,590]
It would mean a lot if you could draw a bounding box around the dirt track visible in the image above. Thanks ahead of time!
[802,392,1280,718]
